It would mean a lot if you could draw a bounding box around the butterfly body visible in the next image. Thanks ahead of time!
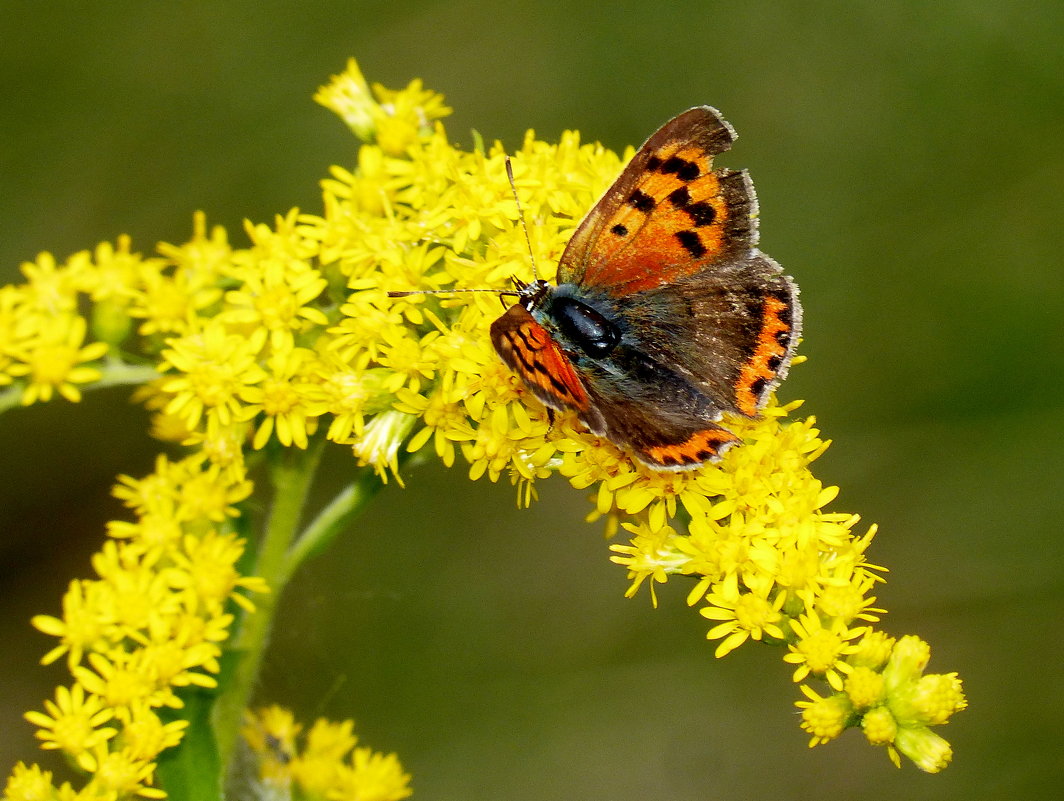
[490,106,802,470]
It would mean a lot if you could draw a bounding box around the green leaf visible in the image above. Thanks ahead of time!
[156,688,223,801]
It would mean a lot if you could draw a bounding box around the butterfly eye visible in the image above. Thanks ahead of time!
[549,297,620,358]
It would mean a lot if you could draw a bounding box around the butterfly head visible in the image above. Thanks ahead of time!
[512,276,552,311]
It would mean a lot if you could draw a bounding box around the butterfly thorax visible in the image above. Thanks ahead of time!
[530,283,621,360]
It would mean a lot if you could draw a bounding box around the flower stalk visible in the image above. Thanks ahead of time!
[212,437,325,769]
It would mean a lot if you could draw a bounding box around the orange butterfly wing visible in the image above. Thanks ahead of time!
[558,106,755,295]
[490,303,601,425]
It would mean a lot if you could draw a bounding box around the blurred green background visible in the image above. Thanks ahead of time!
[2,2,1062,798]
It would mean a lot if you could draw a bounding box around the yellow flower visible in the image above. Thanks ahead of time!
[795,685,854,747]
[32,580,110,668]
[73,652,181,722]
[882,636,967,728]
[848,629,895,670]
[80,235,143,305]
[892,725,954,774]
[119,704,190,762]
[128,259,222,338]
[222,210,329,352]
[843,665,887,710]
[130,214,227,338]
[154,211,233,283]
[81,745,165,799]
[159,318,267,429]
[238,346,327,449]
[243,706,411,801]
[794,632,966,771]
[290,718,358,795]
[6,314,108,404]
[180,418,250,483]
[168,530,268,613]
[310,354,394,443]
[19,251,83,319]
[701,578,787,657]
[90,540,183,644]
[313,58,379,142]
[315,57,451,154]
[860,705,898,748]
[329,748,412,801]
[23,684,116,766]
[172,456,254,523]
[3,763,57,801]
[136,623,221,691]
[351,409,417,484]
[0,285,28,386]
[784,611,865,690]
[106,507,184,560]
[609,519,687,605]
[242,706,301,785]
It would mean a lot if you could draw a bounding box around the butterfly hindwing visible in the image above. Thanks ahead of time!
[558,106,757,295]
[615,251,801,417]
[564,334,744,469]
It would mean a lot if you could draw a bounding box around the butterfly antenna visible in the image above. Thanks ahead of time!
[506,156,539,281]
[387,287,518,298]
[389,158,534,301]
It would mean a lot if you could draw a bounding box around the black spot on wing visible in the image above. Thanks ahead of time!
[611,223,629,237]
[668,186,691,208]
[685,201,716,227]
[659,156,700,182]
[628,189,655,212]
[675,230,706,258]
[667,185,716,227]
[749,376,768,401]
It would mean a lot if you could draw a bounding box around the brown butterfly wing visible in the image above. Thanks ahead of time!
[576,355,745,469]
[613,251,802,418]
[492,299,754,469]
[557,106,756,295]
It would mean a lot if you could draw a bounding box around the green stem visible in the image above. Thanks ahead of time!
[0,360,159,414]
[278,469,385,589]
[213,438,325,769]
[94,359,162,388]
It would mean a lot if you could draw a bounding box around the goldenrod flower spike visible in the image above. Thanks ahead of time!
[2,56,963,799]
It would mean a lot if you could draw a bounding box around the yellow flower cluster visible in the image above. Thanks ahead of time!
[10,455,264,800]
[241,706,412,801]
[0,55,967,795]
[309,61,968,771]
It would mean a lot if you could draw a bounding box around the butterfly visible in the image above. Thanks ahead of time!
[488,106,802,470]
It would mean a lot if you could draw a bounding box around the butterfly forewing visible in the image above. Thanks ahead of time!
[490,304,601,425]
[557,106,756,295]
